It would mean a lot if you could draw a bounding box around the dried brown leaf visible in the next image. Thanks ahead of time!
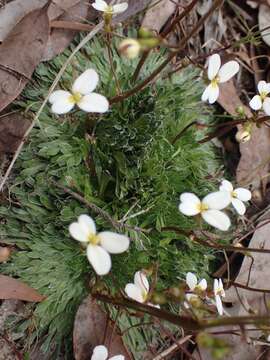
[0,113,31,153]
[42,1,90,61]
[0,247,11,262]
[0,5,49,112]
[259,4,270,47]
[73,295,132,360]
[141,0,176,33]
[0,275,45,302]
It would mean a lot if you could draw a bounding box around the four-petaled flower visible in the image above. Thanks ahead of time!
[219,179,252,215]
[91,345,124,360]
[92,0,128,15]
[49,69,109,115]
[249,80,270,115]
[214,278,225,315]
[186,272,207,293]
[69,215,130,275]
[125,271,150,303]
[202,54,239,104]
[178,192,231,231]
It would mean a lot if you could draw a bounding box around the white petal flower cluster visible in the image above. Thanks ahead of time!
[249,80,270,115]
[179,180,251,231]
[179,191,231,231]
[185,272,207,305]
[91,345,124,360]
[202,54,239,104]
[219,180,252,215]
[69,215,129,275]
[49,69,109,115]
[125,271,150,303]
[92,0,128,15]
[214,278,225,315]
[125,271,160,308]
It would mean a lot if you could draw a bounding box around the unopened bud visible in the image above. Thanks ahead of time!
[118,38,141,59]
[235,129,251,143]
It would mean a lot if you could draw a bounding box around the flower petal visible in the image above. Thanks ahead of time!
[92,0,108,12]
[234,188,252,201]
[72,69,99,95]
[78,214,96,236]
[232,198,246,215]
[112,2,128,13]
[208,83,219,104]
[125,283,144,302]
[258,80,270,95]
[201,209,231,231]
[219,179,233,192]
[207,54,221,80]
[49,90,71,104]
[134,271,149,293]
[186,272,197,291]
[218,61,239,83]
[77,93,109,113]
[249,95,262,111]
[214,278,219,294]
[179,202,200,216]
[91,345,108,360]
[179,193,200,216]
[215,295,223,315]
[110,356,125,360]
[69,222,88,243]
[198,278,207,291]
[87,244,111,275]
[51,93,74,115]
[201,84,211,102]
[98,231,130,254]
[202,191,231,210]
[263,97,270,115]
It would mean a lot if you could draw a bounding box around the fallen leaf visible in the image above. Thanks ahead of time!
[141,0,176,33]
[0,113,31,153]
[114,0,153,24]
[0,5,49,113]
[194,221,270,359]
[0,0,82,42]
[42,0,90,61]
[0,275,45,302]
[259,4,270,47]
[73,295,132,360]
[218,80,270,190]
[0,247,11,262]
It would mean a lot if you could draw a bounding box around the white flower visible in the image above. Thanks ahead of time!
[186,272,207,292]
[91,345,124,360]
[125,271,150,303]
[249,80,270,115]
[92,0,128,15]
[49,69,109,115]
[214,278,225,315]
[202,54,239,104]
[219,180,252,215]
[69,215,129,276]
[178,191,231,231]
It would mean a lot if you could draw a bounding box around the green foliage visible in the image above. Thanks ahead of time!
[0,33,222,357]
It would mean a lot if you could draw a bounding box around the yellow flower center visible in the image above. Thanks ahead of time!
[142,289,148,302]
[231,191,237,198]
[68,92,82,104]
[87,233,100,245]
[197,203,209,212]
[105,5,114,14]
[211,76,220,87]
[261,91,268,100]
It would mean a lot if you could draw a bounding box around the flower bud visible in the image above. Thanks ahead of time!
[118,39,141,59]
[235,129,251,143]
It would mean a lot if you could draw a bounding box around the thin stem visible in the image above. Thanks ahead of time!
[110,0,224,105]
[51,180,150,234]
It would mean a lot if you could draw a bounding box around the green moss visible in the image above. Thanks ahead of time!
[0,33,221,357]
